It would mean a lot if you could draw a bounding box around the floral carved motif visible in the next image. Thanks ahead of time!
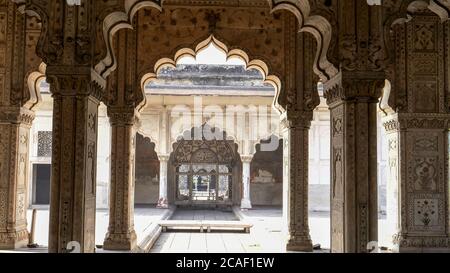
[414,199,438,227]
[414,22,436,51]
[413,157,437,191]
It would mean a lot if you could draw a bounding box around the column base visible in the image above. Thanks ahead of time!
[240,199,252,210]
[103,230,137,251]
[157,198,169,209]
[0,229,29,250]
[286,235,313,252]
[393,234,450,253]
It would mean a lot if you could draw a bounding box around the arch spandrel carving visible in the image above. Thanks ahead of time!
[16,0,338,105]
[133,5,288,81]
[94,0,338,84]
[0,1,44,114]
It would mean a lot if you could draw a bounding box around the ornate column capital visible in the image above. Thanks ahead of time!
[383,113,450,133]
[323,71,385,106]
[0,107,35,126]
[45,67,105,101]
[107,107,139,126]
[280,110,313,130]
[240,155,253,164]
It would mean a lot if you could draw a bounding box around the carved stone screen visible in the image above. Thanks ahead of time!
[171,128,237,207]
[37,131,52,157]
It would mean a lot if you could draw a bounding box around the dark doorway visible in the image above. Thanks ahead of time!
[33,164,51,205]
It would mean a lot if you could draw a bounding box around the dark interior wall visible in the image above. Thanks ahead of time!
[135,134,160,205]
[250,139,283,206]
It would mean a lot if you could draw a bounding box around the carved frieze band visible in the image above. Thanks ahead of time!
[383,114,450,132]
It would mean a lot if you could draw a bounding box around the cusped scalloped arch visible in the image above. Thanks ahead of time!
[141,35,283,113]
[269,0,338,81]
[97,0,338,84]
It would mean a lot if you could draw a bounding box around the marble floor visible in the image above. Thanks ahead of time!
[24,206,170,248]
[0,206,395,253]
[150,207,394,253]
[151,207,314,253]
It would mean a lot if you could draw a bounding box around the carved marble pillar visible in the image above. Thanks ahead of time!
[103,109,138,251]
[47,74,101,253]
[0,0,39,250]
[383,114,450,252]
[157,155,169,209]
[381,6,450,252]
[325,77,383,253]
[240,155,253,210]
[0,108,34,249]
[281,112,313,252]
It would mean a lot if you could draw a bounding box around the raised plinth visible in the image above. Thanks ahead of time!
[103,231,137,251]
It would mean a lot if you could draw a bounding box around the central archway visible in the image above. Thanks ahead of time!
[169,125,241,208]
[102,0,322,253]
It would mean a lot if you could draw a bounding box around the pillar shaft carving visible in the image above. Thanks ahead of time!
[103,27,141,250]
[323,1,385,253]
[47,74,100,253]
[324,75,384,253]
[40,1,106,254]
[383,113,450,252]
[103,108,138,251]
[382,10,450,252]
[0,1,39,249]
[0,108,34,249]
[281,111,313,252]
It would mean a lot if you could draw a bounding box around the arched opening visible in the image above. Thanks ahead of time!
[139,33,292,252]
[12,0,335,253]
[169,125,240,208]
[112,0,332,251]
[5,0,450,255]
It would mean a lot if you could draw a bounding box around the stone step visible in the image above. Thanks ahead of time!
[158,220,252,233]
